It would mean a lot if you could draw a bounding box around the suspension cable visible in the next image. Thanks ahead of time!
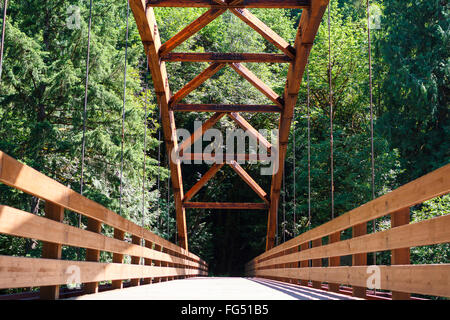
[141,59,149,229]
[119,0,130,216]
[367,0,377,267]
[282,162,286,243]
[157,111,161,228]
[307,62,312,230]
[80,0,93,200]
[328,3,335,220]
[0,0,8,80]
[293,116,296,237]
[78,0,94,261]
[167,160,170,239]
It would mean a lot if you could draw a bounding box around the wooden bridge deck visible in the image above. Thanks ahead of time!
[70,277,358,300]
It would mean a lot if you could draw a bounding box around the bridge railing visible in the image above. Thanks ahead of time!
[0,151,208,299]
[246,164,450,299]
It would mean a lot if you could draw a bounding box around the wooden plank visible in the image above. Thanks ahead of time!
[183,202,268,210]
[183,163,225,202]
[130,235,142,286]
[161,52,292,63]
[180,153,271,162]
[352,223,367,298]
[0,255,206,290]
[143,240,153,285]
[146,0,311,8]
[328,232,340,293]
[129,1,188,250]
[391,208,411,300]
[228,112,272,151]
[178,112,226,156]
[250,265,450,298]
[258,163,450,259]
[173,104,282,113]
[311,238,322,289]
[230,63,283,106]
[111,229,125,290]
[0,205,203,269]
[0,150,195,258]
[160,9,226,56]
[253,213,450,268]
[84,218,102,294]
[228,160,269,204]
[170,63,226,105]
[266,0,330,251]
[230,9,295,58]
[300,242,309,286]
[40,202,64,300]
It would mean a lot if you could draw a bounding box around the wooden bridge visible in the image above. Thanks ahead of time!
[0,0,449,301]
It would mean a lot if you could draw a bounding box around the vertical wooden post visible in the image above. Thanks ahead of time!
[300,242,309,286]
[84,218,102,294]
[352,223,367,298]
[163,248,173,281]
[142,240,153,285]
[391,208,411,300]
[40,202,65,300]
[328,232,340,293]
[153,244,162,283]
[311,238,322,289]
[111,229,125,290]
[130,235,142,286]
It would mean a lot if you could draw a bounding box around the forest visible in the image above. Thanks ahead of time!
[0,0,448,285]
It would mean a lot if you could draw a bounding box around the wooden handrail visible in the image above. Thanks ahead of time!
[246,163,450,299]
[0,151,208,298]
[257,163,450,262]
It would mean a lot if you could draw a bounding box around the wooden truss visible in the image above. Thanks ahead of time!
[130,0,329,251]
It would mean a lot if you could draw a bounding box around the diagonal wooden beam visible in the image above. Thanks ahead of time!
[230,8,295,58]
[172,104,282,113]
[178,112,227,155]
[130,0,188,250]
[183,163,225,202]
[266,0,330,251]
[227,112,272,151]
[170,63,226,106]
[228,160,269,204]
[161,52,292,63]
[146,0,311,9]
[159,9,227,56]
[229,63,283,107]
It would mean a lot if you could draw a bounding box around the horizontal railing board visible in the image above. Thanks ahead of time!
[0,255,207,289]
[250,265,450,298]
[0,151,205,266]
[0,205,205,270]
[254,163,450,262]
[254,214,450,268]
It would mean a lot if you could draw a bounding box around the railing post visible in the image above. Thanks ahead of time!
[111,229,125,289]
[163,248,172,281]
[40,201,65,300]
[84,218,102,294]
[130,235,142,286]
[311,238,322,289]
[300,242,309,286]
[352,223,367,298]
[142,240,153,285]
[153,244,162,283]
[328,231,340,293]
[391,207,411,300]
